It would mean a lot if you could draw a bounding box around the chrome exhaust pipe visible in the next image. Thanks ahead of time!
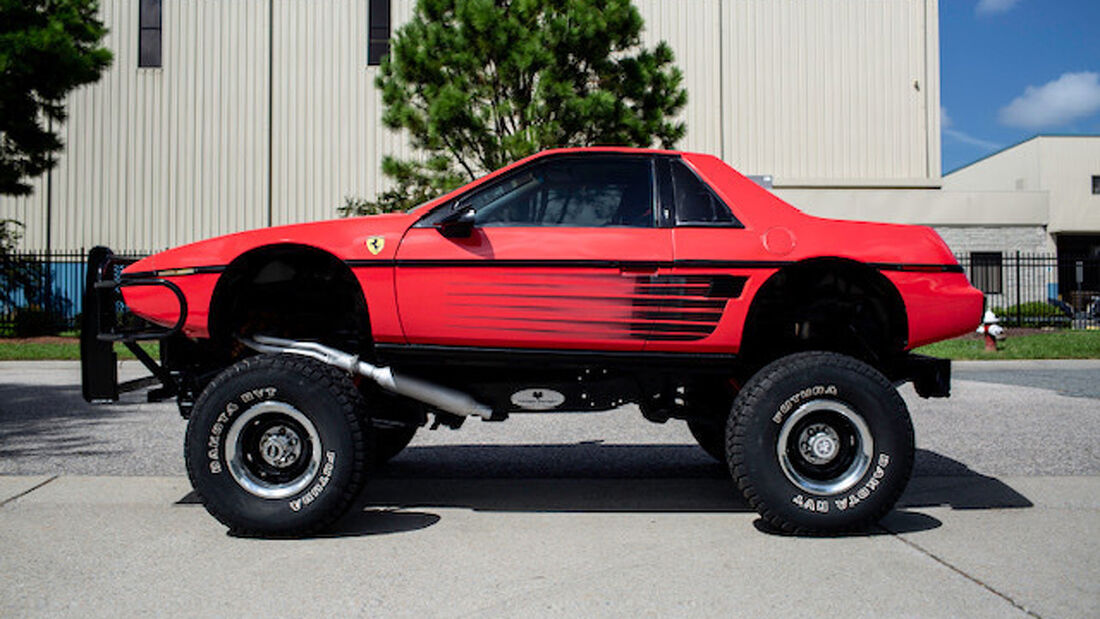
[241,335,494,420]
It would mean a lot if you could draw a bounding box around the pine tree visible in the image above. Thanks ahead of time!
[355,0,687,214]
[0,0,112,197]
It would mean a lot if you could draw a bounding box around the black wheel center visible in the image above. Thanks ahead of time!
[785,410,859,482]
[239,414,313,485]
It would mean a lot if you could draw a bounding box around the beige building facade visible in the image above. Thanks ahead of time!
[941,135,1100,299]
[943,135,1100,248]
[2,0,944,253]
[3,0,1095,274]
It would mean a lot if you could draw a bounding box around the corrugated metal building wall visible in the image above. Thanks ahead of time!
[0,0,940,252]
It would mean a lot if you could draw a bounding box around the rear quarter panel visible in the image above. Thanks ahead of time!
[686,152,984,350]
[886,271,985,348]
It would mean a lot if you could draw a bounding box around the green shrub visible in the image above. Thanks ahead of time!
[992,301,1070,326]
[12,307,66,337]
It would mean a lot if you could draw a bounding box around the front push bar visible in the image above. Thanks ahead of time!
[80,246,187,403]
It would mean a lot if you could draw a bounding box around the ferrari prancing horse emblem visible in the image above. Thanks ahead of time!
[366,236,385,255]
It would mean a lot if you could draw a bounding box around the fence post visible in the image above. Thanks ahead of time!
[1015,251,1021,327]
[45,248,53,327]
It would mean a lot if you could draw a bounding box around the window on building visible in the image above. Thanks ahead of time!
[970,251,1003,295]
[1092,175,1100,195]
[138,0,162,68]
[368,0,391,66]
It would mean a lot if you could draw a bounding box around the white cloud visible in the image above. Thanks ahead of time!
[998,72,1100,129]
[944,128,1000,150]
[941,106,999,150]
[976,0,1022,16]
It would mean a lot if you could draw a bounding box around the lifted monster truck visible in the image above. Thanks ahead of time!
[81,148,983,536]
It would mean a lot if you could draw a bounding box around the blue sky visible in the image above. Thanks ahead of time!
[940,0,1100,173]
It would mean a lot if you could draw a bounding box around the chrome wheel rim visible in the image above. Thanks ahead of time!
[224,401,322,499]
[776,399,873,495]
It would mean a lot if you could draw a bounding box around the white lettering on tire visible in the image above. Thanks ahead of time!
[792,494,830,513]
[288,451,337,512]
[239,387,278,404]
[205,388,279,475]
[772,385,838,423]
[790,453,893,514]
[833,453,891,511]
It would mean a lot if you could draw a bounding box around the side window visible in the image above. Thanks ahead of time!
[470,157,654,227]
[671,159,738,226]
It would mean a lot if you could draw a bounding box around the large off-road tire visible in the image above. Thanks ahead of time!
[728,351,914,534]
[687,419,726,463]
[184,354,370,536]
[373,424,417,466]
[686,380,739,462]
[367,391,422,467]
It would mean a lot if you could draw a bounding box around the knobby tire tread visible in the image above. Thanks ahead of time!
[184,354,368,537]
[727,351,913,534]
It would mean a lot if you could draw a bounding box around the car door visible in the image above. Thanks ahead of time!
[648,156,775,354]
[394,154,673,352]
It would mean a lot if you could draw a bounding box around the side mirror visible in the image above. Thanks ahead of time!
[436,206,477,239]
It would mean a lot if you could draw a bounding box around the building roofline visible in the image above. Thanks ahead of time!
[945,133,1100,176]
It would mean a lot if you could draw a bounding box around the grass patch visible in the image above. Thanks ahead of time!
[2,331,1098,362]
[0,338,157,361]
[915,330,1100,360]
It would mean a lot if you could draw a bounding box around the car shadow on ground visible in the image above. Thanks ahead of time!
[0,381,143,461]
[237,444,1031,539]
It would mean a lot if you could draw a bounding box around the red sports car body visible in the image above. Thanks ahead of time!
[117,148,981,354]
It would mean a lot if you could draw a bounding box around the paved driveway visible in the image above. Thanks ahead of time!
[1,360,1098,616]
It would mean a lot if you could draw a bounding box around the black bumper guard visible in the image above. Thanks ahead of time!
[81,246,187,403]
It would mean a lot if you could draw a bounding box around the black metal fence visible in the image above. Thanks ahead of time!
[2,249,1099,337]
[955,252,1099,328]
[0,249,148,337]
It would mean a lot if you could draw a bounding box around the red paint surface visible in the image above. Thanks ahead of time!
[395,227,672,350]
[122,148,983,354]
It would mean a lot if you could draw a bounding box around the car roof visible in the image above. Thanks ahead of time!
[530,146,684,158]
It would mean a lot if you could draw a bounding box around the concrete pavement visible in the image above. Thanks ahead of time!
[0,475,1096,616]
[2,360,1099,478]
[1,360,1099,616]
